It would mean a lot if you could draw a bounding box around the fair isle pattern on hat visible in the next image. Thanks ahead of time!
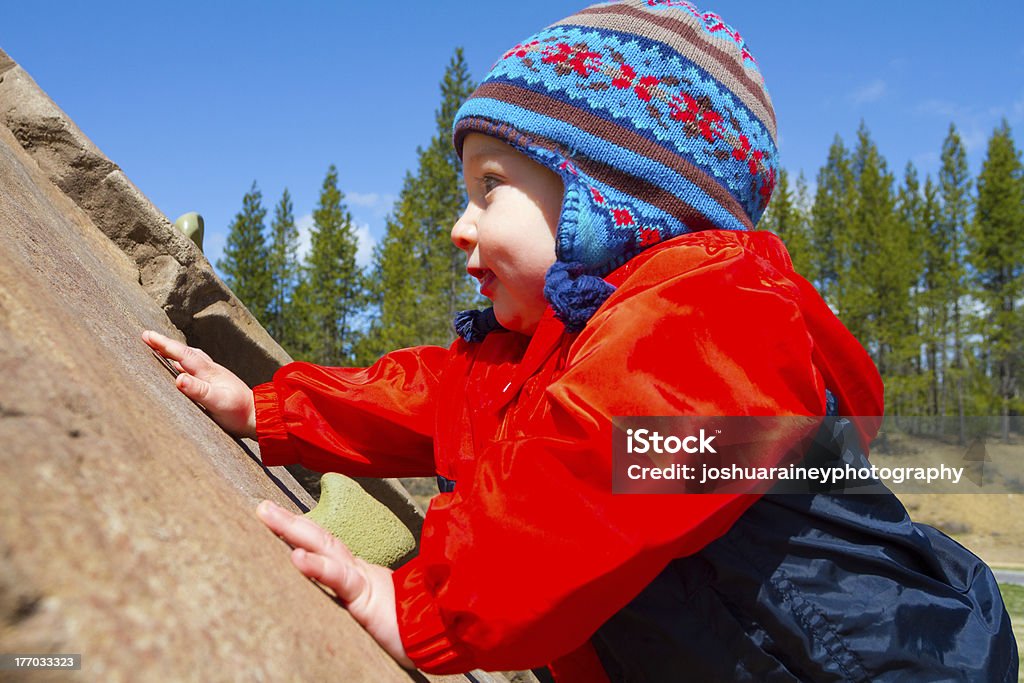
[453,0,778,335]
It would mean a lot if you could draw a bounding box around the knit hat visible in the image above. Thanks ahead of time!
[453,0,777,337]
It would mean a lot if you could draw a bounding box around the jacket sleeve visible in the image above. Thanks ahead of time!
[253,345,449,478]
[392,243,847,673]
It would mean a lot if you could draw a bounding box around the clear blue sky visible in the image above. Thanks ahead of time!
[4,1,1023,272]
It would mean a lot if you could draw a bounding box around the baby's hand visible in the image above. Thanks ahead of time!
[142,330,257,439]
[256,500,414,669]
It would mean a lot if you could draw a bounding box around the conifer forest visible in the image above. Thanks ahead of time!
[217,49,1023,437]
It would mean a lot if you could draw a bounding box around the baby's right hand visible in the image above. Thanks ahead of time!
[142,330,257,440]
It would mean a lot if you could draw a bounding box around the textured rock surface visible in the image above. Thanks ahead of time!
[0,51,513,682]
[0,45,425,554]
[0,121,412,680]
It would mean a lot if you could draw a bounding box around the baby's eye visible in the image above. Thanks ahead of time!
[482,175,502,196]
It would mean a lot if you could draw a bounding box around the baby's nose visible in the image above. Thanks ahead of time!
[450,212,477,252]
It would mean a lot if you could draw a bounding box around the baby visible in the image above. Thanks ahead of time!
[145,1,1017,680]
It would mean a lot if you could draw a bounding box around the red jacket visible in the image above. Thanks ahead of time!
[253,230,883,676]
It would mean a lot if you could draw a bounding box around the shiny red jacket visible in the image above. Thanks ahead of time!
[253,230,883,676]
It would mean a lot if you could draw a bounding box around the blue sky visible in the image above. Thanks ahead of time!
[4,2,1023,272]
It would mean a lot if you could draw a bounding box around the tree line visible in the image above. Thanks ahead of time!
[760,121,1022,439]
[217,49,481,368]
[218,49,1022,436]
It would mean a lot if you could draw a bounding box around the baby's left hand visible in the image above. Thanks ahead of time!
[256,500,413,669]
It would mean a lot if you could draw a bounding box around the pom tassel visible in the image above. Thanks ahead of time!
[453,307,503,343]
[544,262,616,334]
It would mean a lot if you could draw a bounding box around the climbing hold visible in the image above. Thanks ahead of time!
[303,473,416,568]
[174,212,204,251]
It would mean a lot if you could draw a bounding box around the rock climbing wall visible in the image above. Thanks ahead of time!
[0,46,425,541]
[0,48,511,682]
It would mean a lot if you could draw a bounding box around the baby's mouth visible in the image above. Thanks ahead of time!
[477,270,497,297]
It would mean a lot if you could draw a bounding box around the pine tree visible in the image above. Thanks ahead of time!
[850,123,904,372]
[938,124,972,442]
[218,181,271,324]
[791,172,815,278]
[359,172,433,362]
[759,168,812,274]
[810,124,917,416]
[429,50,480,327]
[359,48,480,362]
[810,135,855,307]
[970,120,1023,440]
[300,165,364,365]
[860,127,921,417]
[836,125,874,347]
[266,188,301,352]
[894,162,929,417]
[920,174,945,419]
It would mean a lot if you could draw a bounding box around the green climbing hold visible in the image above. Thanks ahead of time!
[174,212,204,251]
[303,473,416,568]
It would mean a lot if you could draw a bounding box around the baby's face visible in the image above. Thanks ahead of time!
[453,133,563,335]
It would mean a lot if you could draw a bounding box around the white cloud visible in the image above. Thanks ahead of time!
[911,92,1024,165]
[1013,96,1024,122]
[347,191,382,207]
[296,212,314,261]
[959,126,989,155]
[849,79,886,104]
[293,213,375,268]
[354,222,376,268]
[347,191,398,218]
[915,99,963,119]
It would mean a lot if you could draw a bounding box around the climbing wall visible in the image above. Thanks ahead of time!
[0,47,510,682]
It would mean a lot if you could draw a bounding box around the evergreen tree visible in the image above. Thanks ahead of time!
[894,162,929,417]
[839,123,886,349]
[218,181,271,323]
[359,172,433,362]
[300,165,364,365]
[266,188,301,352]
[434,50,481,326]
[810,124,917,416]
[938,124,972,441]
[759,168,812,274]
[359,48,479,362]
[897,162,924,275]
[791,172,815,278]
[810,135,855,306]
[919,174,946,419]
[970,120,1023,440]
[850,123,916,384]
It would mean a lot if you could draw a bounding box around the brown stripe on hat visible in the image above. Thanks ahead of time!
[470,81,755,229]
[575,154,727,235]
[551,3,776,139]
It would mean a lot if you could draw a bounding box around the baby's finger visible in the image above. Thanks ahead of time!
[290,547,368,606]
[142,330,212,376]
[256,501,355,562]
[141,330,185,359]
[175,372,212,405]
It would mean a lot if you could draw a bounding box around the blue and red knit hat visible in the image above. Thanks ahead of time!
[453,0,777,338]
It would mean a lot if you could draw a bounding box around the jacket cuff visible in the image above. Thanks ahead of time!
[393,561,476,674]
[253,381,296,467]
